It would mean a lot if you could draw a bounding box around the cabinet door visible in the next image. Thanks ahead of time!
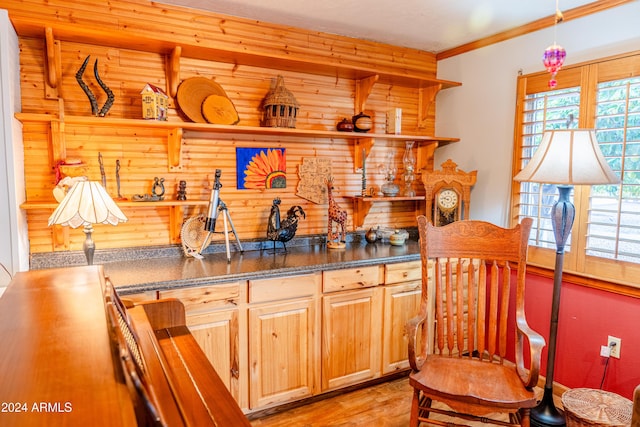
[382,280,422,374]
[186,309,246,409]
[321,287,382,391]
[249,299,317,409]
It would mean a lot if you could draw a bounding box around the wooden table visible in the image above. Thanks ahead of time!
[0,266,137,426]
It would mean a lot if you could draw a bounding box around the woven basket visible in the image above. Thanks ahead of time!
[562,388,632,427]
[262,75,299,128]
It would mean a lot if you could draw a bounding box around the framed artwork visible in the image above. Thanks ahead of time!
[236,147,286,189]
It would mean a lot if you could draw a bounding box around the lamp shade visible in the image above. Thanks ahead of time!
[48,180,128,228]
[514,129,619,185]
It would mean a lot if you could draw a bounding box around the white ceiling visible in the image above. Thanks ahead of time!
[156,0,596,53]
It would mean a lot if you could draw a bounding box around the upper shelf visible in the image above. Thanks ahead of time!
[15,113,459,142]
[10,18,461,93]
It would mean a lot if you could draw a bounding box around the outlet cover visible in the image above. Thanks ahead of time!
[608,335,621,358]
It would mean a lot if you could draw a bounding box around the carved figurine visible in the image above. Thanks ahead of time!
[266,197,306,252]
[326,177,347,249]
[132,177,165,202]
[177,180,187,201]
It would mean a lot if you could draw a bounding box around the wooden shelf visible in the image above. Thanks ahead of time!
[15,113,459,172]
[346,195,426,228]
[11,19,460,93]
[20,199,209,210]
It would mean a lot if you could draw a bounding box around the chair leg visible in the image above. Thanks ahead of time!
[520,408,530,427]
[410,388,421,427]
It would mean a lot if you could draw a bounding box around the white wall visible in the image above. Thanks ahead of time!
[0,9,27,295]
[435,1,640,227]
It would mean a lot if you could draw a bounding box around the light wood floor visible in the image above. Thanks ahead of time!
[250,377,558,427]
[250,377,413,427]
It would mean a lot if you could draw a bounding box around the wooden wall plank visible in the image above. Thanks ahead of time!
[10,0,445,254]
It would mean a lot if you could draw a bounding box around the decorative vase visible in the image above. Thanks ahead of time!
[352,112,372,133]
[403,141,416,197]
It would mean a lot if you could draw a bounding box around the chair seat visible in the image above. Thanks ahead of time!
[409,356,537,410]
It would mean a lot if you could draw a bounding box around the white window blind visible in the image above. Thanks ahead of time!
[518,87,581,250]
[588,77,640,263]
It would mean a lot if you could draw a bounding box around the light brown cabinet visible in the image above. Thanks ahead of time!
[143,259,422,413]
[248,273,322,409]
[321,286,383,390]
[158,281,249,410]
[382,261,422,374]
[321,265,384,390]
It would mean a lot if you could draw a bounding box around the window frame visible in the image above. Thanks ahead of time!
[511,50,640,291]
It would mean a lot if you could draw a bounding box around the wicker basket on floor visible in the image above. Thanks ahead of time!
[562,388,632,427]
[262,75,299,128]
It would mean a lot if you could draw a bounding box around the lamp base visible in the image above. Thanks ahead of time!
[531,387,566,427]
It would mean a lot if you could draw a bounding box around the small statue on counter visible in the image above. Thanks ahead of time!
[326,177,347,249]
[177,180,187,201]
[266,197,306,252]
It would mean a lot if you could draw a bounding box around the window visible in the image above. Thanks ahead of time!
[512,52,640,286]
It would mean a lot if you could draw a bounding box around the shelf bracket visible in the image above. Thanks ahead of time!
[354,137,374,173]
[417,142,438,173]
[167,45,182,98]
[169,206,185,244]
[355,75,379,114]
[418,84,442,129]
[49,119,66,166]
[168,127,184,172]
[352,197,374,229]
[44,27,62,99]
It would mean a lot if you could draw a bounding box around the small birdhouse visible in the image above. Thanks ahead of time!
[140,83,169,121]
[262,75,299,128]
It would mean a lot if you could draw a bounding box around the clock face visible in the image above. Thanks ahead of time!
[437,189,458,210]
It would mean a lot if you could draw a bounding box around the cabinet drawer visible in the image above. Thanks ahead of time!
[322,265,381,293]
[159,281,245,312]
[249,273,320,303]
[384,260,421,284]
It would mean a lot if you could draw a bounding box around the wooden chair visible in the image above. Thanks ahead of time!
[633,384,640,427]
[407,216,545,427]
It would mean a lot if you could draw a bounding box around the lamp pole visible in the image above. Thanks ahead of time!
[531,185,573,427]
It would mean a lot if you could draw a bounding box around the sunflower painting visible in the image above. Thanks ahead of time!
[236,147,286,189]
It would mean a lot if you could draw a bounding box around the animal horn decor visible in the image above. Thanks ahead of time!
[75,55,115,117]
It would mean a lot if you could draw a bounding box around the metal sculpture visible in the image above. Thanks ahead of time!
[266,197,306,252]
[75,55,115,117]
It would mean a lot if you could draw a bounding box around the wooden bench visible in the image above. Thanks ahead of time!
[105,278,250,427]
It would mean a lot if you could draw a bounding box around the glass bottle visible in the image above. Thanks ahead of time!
[380,151,399,196]
[403,141,416,196]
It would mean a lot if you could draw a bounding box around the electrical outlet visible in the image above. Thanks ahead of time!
[608,335,621,359]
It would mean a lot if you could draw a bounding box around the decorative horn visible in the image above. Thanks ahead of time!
[94,59,115,117]
[75,55,98,116]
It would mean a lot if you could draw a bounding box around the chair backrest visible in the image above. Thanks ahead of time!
[417,216,533,362]
[104,279,167,427]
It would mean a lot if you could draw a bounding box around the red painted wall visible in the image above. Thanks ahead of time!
[524,273,640,399]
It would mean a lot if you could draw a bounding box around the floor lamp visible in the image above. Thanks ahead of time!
[48,179,128,265]
[514,129,619,427]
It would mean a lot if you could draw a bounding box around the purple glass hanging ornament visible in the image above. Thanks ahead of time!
[543,44,566,88]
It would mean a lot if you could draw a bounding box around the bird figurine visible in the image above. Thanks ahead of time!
[266,197,306,252]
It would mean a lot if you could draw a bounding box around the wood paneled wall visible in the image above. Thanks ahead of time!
[8,0,445,254]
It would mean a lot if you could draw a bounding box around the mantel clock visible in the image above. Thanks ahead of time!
[422,159,477,226]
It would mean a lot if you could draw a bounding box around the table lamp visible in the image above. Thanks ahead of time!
[48,179,128,265]
[514,129,619,427]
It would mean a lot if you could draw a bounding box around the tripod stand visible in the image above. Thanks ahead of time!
[199,169,243,262]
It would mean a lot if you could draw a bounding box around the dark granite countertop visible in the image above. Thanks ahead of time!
[103,240,421,294]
